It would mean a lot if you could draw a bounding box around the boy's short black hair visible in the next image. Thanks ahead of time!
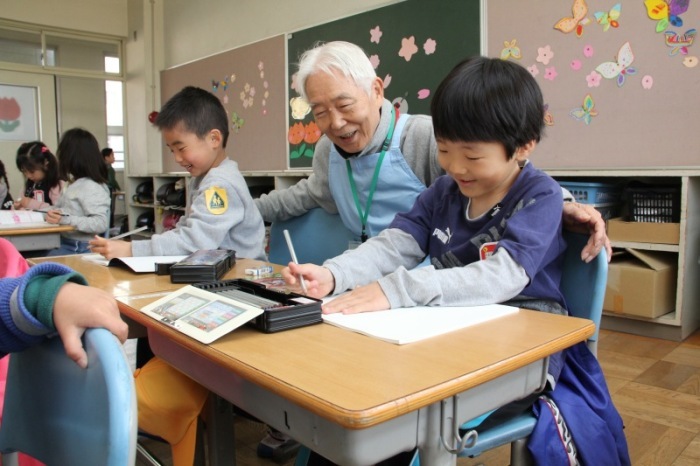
[431,56,545,159]
[154,86,230,148]
[101,147,113,158]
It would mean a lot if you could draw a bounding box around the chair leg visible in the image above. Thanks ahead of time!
[136,442,164,466]
[194,417,206,466]
[510,437,534,466]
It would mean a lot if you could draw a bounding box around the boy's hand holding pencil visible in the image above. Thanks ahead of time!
[89,236,132,259]
[88,226,146,259]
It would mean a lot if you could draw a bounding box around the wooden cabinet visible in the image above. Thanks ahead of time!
[548,168,700,341]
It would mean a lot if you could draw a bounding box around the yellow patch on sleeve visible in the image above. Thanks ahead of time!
[204,186,228,215]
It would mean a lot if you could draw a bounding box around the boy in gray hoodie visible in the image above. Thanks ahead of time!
[90,86,266,261]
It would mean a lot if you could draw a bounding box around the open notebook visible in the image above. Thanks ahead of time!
[0,210,47,228]
[82,254,187,273]
[322,303,519,345]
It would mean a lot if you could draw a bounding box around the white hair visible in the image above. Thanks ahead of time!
[296,41,377,101]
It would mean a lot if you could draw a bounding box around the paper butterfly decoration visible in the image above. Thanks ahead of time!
[554,0,590,37]
[645,0,690,32]
[595,42,637,87]
[570,94,598,125]
[211,76,230,93]
[230,112,244,133]
[595,3,621,31]
[500,39,522,60]
[543,104,554,126]
[665,28,697,55]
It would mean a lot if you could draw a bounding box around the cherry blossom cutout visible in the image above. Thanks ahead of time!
[537,45,554,65]
[571,59,582,70]
[383,74,392,89]
[369,54,380,69]
[528,64,540,77]
[370,26,383,44]
[586,70,602,87]
[423,38,437,55]
[399,36,419,62]
[683,56,698,68]
[641,75,654,89]
[290,73,299,93]
[544,66,558,81]
[583,45,595,58]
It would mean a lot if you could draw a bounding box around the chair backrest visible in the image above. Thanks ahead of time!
[268,208,355,265]
[0,328,138,466]
[560,231,608,356]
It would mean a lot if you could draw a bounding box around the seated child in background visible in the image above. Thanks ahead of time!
[287,56,629,466]
[14,141,65,210]
[0,238,128,367]
[44,128,111,255]
[90,86,266,261]
[89,85,267,466]
[0,160,12,209]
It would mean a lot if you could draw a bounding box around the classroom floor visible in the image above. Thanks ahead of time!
[135,326,700,466]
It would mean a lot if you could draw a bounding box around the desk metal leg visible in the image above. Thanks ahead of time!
[419,401,458,466]
[205,393,237,466]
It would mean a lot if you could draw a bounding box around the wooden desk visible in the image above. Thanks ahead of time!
[0,224,75,252]
[32,256,594,465]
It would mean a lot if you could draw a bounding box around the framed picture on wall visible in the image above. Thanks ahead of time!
[0,84,39,142]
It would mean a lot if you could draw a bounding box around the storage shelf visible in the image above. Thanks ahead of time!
[610,241,679,253]
[548,170,700,341]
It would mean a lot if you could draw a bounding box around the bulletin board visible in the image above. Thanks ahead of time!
[488,0,700,169]
[159,34,287,172]
[286,0,482,168]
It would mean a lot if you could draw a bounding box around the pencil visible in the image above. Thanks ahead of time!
[110,225,148,241]
[32,209,69,217]
[283,229,308,293]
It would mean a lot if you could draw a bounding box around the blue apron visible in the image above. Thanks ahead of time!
[328,112,425,240]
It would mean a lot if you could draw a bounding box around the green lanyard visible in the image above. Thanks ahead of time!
[345,107,396,242]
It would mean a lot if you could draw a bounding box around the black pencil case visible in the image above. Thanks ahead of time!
[170,249,236,283]
[192,278,322,333]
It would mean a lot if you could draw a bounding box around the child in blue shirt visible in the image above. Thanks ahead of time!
[289,56,566,322]
[0,238,128,368]
[288,56,629,466]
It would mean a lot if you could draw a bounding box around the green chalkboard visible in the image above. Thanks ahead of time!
[286,0,481,168]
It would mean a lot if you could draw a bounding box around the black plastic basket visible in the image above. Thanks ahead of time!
[625,186,680,223]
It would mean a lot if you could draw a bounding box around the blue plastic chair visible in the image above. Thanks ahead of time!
[268,208,355,265]
[457,231,608,464]
[0,328,138,466]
